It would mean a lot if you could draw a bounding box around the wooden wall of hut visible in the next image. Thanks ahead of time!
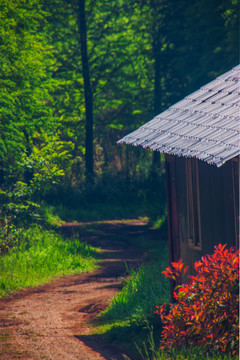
[166,155,239,275]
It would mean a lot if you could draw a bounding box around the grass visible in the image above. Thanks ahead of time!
[42,171,167,224]
[0,226,99,297]
[42,204,64,226]
[100,238,169,322]
[96,320,239,360]
[44,202,155,223]
[101,237,169,322]
[100,261,169,323]
[94,239,170,356]
[132,328,239,360]
[137,346,239,360]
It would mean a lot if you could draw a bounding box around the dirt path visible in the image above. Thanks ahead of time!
[0,220,165,360]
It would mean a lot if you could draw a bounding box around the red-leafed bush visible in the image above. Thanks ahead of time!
[156,244,239,355]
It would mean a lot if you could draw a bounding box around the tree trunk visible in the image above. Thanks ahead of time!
[151,0,162,170]
[77,0,94,182]
[152,48,161,169]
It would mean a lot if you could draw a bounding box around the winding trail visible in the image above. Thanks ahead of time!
[0,220,165,360]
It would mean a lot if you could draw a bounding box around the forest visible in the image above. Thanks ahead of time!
[0,0,239,359]
[0,0,238,202]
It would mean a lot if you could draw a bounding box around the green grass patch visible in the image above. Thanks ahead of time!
[45,202,153,223]
[100,262,169,323]
[43,169,166,223]
[0,226,99,297]
[94,240,169,355]
[100,239,169,322]
[42,204,64,226]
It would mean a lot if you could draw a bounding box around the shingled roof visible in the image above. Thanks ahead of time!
[118,65,240,167]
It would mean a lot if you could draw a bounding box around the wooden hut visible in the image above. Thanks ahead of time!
[118,65,240,275]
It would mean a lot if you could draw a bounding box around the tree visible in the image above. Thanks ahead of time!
[77,0,94,181]
[42,0,239,186]
[0,0,70,192]
[44,0,156,182]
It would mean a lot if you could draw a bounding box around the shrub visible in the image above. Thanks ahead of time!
[0,183,40,254]
[156,244,239,355]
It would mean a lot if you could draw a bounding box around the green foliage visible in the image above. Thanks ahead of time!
[42,0,238,189]
[21,133,73,194]
[0,183,37,225]
[42,204,64,226]
[0,224,24,256]
[1,0,238,193]
[0,226,99,297]
[0,0,58,184]
[0,182,41,254]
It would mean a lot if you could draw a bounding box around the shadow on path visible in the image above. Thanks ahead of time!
[75,334,128,360]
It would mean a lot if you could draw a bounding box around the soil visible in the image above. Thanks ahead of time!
[0,220,166,360]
